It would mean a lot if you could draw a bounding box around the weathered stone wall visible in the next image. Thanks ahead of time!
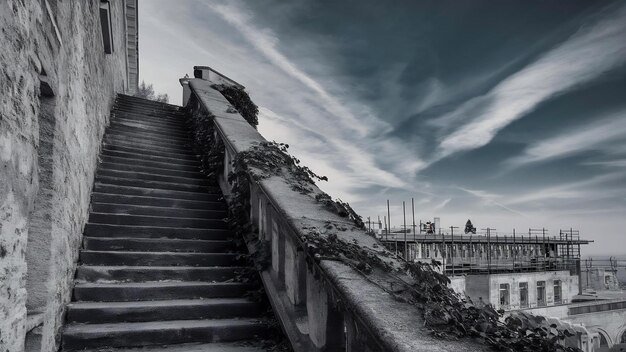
[463,271,578,310]
[0,1,132,351]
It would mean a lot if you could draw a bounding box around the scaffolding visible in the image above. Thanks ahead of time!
[378,228,591,276]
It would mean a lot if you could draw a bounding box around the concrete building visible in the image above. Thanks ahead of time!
[380,222,626,351]
[1,1,138,350]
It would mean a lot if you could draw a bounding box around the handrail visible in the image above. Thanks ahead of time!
[184,76,487,352]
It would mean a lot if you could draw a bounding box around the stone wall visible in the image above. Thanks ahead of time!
[0,1,133,351]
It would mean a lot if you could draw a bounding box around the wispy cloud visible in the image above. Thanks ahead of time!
[434,3,626,161]
[207,2,388,137]
[456,187,527,217]
[505,110,626,168]
[505,172,626,206]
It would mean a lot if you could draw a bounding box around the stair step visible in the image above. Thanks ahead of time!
[110,120,189,137]
[75,265,245,283]
[111,110,189,127]
[117,94,182,110]
[90,203,226,219]
[79,251,241,267]
[66,342,267,352]
[101,149,200,167]
[101,155,199,173]
[95,174,211,193]
[96,168,209,186]
[104,133,192,153]
[112,112,189,130]
[62,318,268,350]
[103,133,192,150]
[83,223,230,240]
[113,100,184,113]
[93,183,219,201]
[107,127,191,145]
[91,193,224,210]
[73,282,255,302]
[83,237,234,253]
[67,298,264,323]
[88,213,226,229]
[104,135,194,154]
[98,162,204,179]
[112,105,186,118]
[102,144,197,161]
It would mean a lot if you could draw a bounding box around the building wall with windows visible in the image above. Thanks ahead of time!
[0,1,137,351]
[462,271,579,311]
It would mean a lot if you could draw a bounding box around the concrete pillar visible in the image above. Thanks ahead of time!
[284,235,306,306]
[306,269,345,350]
[271,219,285,285]
[179,77,191,107]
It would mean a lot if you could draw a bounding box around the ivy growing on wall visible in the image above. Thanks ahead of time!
[212,84,259,128]
[185,96,224,182]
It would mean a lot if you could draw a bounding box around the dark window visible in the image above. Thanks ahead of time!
[553,280,562,304]
[519,282,529,308]
[99,1,113,54]
[620,331,626,344]
[537,281,546,306]
[499,283,510,308]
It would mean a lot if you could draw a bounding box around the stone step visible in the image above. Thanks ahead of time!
[98,161,204,179]
[117,94,183,110]
[102,148,199,166]
[83,237,234,253]
[112,104,185,117]
[110,120,189,137]
[96,168,209,187]
[102,144,197,161]
[93,183,219,201]
[73,282,255,302]
[104,135,193,154]
[88,213,227,229]
[90,203,226,219]
[107,123,190,140]
[67,298,264,323]
[83,223,230,240]
[75,265,245,283]
[111,115,187,130]
[79,251,241,267]
[62,318,268,351]
[63,342,266,352]
[95,174,211,193]
[101,155,199,173]
[114,99,184,113]
[91,193,225,210]
[106,129,192,148]
[105,127,190,144]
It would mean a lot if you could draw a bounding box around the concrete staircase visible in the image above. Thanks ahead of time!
[62,95,268,351]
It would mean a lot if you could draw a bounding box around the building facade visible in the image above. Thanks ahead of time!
[0,1,138,351]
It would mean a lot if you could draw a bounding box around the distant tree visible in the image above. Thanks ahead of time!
[135,81,169,103]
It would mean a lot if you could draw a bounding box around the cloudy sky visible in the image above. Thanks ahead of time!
[139,0,626,255]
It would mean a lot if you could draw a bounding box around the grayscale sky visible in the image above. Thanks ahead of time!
[139,0,626,255]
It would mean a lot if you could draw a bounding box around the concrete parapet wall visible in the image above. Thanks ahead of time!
[186,77,488,352]
[0,1,131,350]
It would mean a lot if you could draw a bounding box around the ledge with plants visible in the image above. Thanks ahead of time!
[185,78,581,352]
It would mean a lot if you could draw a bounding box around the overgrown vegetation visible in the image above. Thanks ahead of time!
[134,80,169,103]
[186,98,224,182]
[212,84,259,128]
[187,88,580,352]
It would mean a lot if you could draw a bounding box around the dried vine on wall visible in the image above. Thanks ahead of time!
[187,91,580,352]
